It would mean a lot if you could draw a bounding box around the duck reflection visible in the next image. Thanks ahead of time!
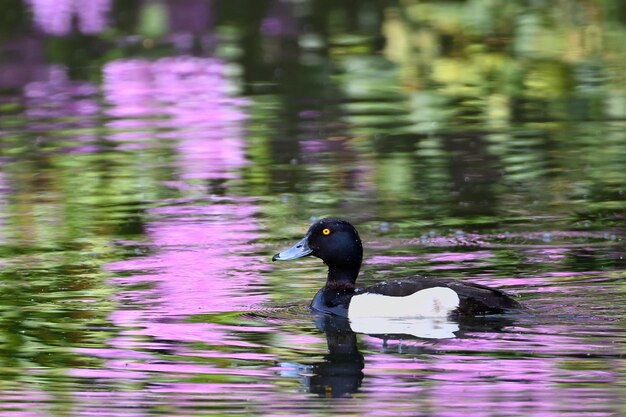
[280,313,516,398]
[292,314,464,398]
[304,314,364,398]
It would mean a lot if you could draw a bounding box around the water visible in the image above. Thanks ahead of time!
[1,1,626,416]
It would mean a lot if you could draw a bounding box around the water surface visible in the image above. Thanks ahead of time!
[1,1,626,416]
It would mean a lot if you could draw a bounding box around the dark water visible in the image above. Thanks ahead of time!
[1,1,626,416]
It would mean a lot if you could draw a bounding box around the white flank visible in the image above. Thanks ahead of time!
[349,317,459,339]
[348,287,460,319]
[347,287,461,339]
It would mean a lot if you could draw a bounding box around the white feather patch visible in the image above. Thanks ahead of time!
[349,317,459,339]
[348,287,460,319]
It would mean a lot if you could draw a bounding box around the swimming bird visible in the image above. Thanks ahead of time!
[272,218,521,320]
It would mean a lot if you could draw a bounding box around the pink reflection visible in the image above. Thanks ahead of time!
[95,201,273,391]
[27,0,111,35]
[101,52,258,365]
[366,255,420,265]
[82,56,274,402]
[103,57,248,124]
[525,247,569,264]
[76,199,276,413]
[415,250,495,271]
[107,203,268,318]
[426,250,493,263]
[103,56,249,180]
[358,319,622,417]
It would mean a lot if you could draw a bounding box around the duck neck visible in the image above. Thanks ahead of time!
[325,264,360,290]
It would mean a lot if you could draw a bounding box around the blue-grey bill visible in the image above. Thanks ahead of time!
[272,236,312,261]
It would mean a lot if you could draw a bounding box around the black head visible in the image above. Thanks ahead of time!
[273,218,363,284]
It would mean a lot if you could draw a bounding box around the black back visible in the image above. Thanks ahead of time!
[362,276,521,316]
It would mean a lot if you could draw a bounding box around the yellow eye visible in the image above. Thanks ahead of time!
[322,228,331,236]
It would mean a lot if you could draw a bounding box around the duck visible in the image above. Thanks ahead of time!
[272,218,521,320]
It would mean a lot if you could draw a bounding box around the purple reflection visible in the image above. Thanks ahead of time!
[426,251,492,263]
[102,54,256,320]
[0,37,46,89]
[103,57,248,122]
[422,250,494,270]
[107,204,268,320]
[366,255,420,265]
[261,0,298,38]
[24,66,99,117]
[0,170,8,246]
[83,200,274,406]
[0,390,51,417]
[358,318,623,417]
[103,56,249,179]
[77,55,275,403]
[89,201,275,410]
[76,0,111,34]
[525,247,570,263]
[27,0,111,35]
[168,0,214,34]
[22,66,100,151]
[368,251,495,271]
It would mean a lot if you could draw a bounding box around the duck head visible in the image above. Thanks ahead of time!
[273,218,363,284]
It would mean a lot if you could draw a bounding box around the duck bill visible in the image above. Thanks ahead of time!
[272,236,312,261]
